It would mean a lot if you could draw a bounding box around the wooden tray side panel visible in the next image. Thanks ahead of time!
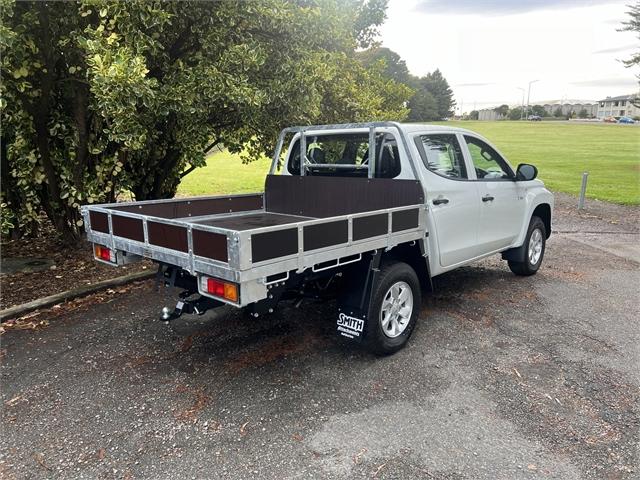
[89,211,109,234]
[192,230,228,262]
[264,175,423,218]
[148,221,188,252]
[111,194,263,219]
[112,215,144,242]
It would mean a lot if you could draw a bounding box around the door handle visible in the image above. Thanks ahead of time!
[432,195,449,205]
[482,195,495,202]
[432,197,449,205]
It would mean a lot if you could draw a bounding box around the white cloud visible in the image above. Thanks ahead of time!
[380,0,639,112]
[592,44,637,54]
[569,77,639,88]
[413,0,620,16]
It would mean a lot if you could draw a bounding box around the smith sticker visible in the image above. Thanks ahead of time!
[337,312,364,339]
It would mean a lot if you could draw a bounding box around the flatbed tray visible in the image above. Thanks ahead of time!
[82,176,427,305]
[84,195,425,279]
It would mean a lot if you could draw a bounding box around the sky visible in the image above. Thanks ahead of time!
[379,0,639,113]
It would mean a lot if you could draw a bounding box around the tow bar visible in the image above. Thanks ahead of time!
[156,264,223,322]
[160,290,222,322]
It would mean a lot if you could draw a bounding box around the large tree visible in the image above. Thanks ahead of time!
[508,107,523,120]
[494,104,509,118]
[531,105,547,117]
[358,48,456,122]
[1,0,410,243]
[418,69,455,119]
[406,69,455,121]
[407,89,439,122]
[357,47,412,85]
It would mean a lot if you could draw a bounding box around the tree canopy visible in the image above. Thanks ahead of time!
[493,104,509,117]
[620,1,640,78]
[358,48,456,121]
[508,107,523,120]
[531,105,547,117]
[620,1,640,108]
[1,0,411,242]
[356,46,411,85]
[414,69,455,120]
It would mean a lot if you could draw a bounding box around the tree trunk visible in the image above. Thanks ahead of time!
[72,81,90,191]
[31,4,81,246]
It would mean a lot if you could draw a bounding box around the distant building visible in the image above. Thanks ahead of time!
[596,94,639,118]
[478,109,505,121]
[475,94,639,120]
[540,101,598,117]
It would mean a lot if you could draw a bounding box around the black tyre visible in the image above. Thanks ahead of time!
[364,261,421,355]
[508,216,546,276]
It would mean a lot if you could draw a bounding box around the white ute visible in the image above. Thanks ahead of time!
[84,122,553,355]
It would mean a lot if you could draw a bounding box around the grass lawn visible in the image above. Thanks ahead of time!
[178,149,272,197]
[178,122,640,205]
[446,121,639,205]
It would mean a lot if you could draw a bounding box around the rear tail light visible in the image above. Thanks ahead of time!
[201,276,238,302]
[94,245,116,263]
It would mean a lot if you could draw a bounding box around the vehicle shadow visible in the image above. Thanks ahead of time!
[159,261,515,370]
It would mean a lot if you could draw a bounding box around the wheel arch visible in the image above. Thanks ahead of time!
[532,203,552,238]
[380,240,431,291]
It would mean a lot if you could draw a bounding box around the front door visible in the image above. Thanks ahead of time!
[463,135,524,252]
[414,133,481,267]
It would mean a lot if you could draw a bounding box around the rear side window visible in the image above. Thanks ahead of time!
[414,134,467,179]
[287,133,400,178]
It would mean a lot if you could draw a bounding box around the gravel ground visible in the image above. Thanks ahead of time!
[1,194,639,480]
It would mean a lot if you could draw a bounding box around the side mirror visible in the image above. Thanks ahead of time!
[516,163,538,181]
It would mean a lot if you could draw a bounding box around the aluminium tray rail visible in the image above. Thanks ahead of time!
[82,122,428,307]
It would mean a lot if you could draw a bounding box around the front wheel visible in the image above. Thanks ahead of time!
[364,261,421,355]
[508,216,546,276]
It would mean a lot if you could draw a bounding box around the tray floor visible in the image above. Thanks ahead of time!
[192,212,313,231]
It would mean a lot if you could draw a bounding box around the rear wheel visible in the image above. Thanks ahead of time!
[508,216,546,276]
[364,261,421,355]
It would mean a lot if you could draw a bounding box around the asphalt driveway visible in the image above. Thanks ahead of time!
[1,195,639,479]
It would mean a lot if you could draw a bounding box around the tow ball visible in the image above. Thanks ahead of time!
[160,290,223,322]
[156,264,223,322]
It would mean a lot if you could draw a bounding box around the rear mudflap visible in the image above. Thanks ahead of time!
[336,250,382,343]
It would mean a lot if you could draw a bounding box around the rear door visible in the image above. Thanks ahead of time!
[462,135,524,252]
[414,133,481,268]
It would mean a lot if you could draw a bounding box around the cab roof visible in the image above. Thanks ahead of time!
[397,123,475,135]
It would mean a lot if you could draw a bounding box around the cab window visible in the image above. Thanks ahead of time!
[414,134,467,179]
[287,133,401,178]
[464,136,513,180]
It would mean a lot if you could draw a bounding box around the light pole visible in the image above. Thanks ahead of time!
[525,79,539,119]
[516,87,525,120]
